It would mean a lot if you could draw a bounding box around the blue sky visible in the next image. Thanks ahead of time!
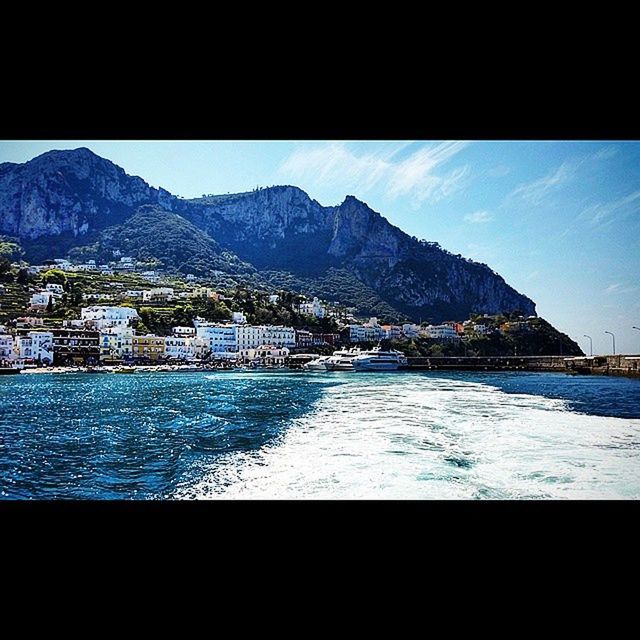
[1,140,639,355]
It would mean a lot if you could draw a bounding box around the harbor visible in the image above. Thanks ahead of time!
[2,352,639,378]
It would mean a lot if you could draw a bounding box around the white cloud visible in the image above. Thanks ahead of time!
[604,283,637,295]
[581,190,640,226]
[278,141,470,203]
[592,145,619,160]
[507,145,618,206]
[464,210,493,224]
[509,161,575,203]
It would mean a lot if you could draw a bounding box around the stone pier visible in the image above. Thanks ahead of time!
[404,355,640,378]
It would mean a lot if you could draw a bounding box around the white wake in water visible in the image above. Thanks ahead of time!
[174,375,640,499]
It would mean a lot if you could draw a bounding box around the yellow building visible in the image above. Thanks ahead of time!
[132,335,166,361]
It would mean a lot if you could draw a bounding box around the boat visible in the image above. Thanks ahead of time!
[0,367,20,375]
[303,355,332,371]
[113,366,137,374]
[324,347,362,371]
[351,346,408,371]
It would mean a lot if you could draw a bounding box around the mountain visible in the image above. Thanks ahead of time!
[0,147,536,323]
[0,147,175,238]
[69,204,255,278]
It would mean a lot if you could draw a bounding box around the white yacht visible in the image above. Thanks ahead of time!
[303,355,332,371]
[324,347,362,371]
[351,346,408,371]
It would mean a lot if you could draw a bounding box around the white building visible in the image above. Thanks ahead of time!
[268,294,279,304]
[82,293,114,301]
[402,323,421,338]
[467,323,488,335]
[232,311,247,324]
[424,324,459,340]
[81,306,139,330]
[172,326,196,337]
[299,297,326,319]
[16,331,54,363]
[190,287,219,300]
[236,325,296,350]
[45,283,64,297]
[142,287,174,302]
[384,325,403,340]
[196,324,237,355]
[240,345,289,366]
[349,318,386,343]
[164,336,206,360]
[53,259,72,270]
[125,290,144,298]
[0,334,15,362]
[29,291,53,309]
[100,326,135,359]
[349,325,384,342]
[73,262,98,272]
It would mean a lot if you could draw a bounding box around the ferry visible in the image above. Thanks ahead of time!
[351,346,408,371]
[324,347,362,372]
[303,355,332,371]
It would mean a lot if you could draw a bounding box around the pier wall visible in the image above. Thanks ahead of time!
[405,355,640,378]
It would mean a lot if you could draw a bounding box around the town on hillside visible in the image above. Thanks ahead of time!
[0,254,580,368]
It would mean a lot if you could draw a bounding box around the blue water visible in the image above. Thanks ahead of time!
[1,370,639,499]
[434,371,640,419]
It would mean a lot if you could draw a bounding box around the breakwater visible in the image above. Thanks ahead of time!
[404,355,640,378]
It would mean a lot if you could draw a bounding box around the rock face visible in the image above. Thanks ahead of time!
[0,147,536,321]
[0,147,174,239]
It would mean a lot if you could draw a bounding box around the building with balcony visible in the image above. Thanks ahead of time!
[81,306,139,330]
[132,335,166,362]
[51,329,100,365]
[299,297,326,319]
[100,326,135,360]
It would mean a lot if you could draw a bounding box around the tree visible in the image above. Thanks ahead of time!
[46,296,53,313]
[16,268,30,285]
[42,269,67,286]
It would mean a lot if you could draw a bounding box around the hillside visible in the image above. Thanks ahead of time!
[68,205,254,277]
[0,147,536,323]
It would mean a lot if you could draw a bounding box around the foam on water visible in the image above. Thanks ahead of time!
[175,375,640,499]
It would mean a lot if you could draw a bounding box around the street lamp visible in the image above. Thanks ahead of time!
[604,331,616,355]
[583,334,593,357]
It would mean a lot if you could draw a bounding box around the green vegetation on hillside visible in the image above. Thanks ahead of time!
[263,268,408,324]
[68,205,255,278]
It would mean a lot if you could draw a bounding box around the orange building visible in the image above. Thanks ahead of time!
[132,335,166,361]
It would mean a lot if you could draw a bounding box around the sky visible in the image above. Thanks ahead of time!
[1,140,639,355]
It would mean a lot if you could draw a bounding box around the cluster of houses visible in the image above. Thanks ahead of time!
[26,257,170,282]
[26,283,213,310]
[347,318,477,342]
[0,304,340,367]
[346,316,535,343]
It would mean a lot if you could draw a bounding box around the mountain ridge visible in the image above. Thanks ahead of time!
[0,147,536,323]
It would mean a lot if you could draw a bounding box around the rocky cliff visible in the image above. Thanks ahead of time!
[0,147,536,322]
[0,148,175,239]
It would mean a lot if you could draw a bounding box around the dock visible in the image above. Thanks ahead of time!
[403,355,640,378]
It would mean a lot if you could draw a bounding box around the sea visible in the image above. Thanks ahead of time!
[1,370,639,499]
